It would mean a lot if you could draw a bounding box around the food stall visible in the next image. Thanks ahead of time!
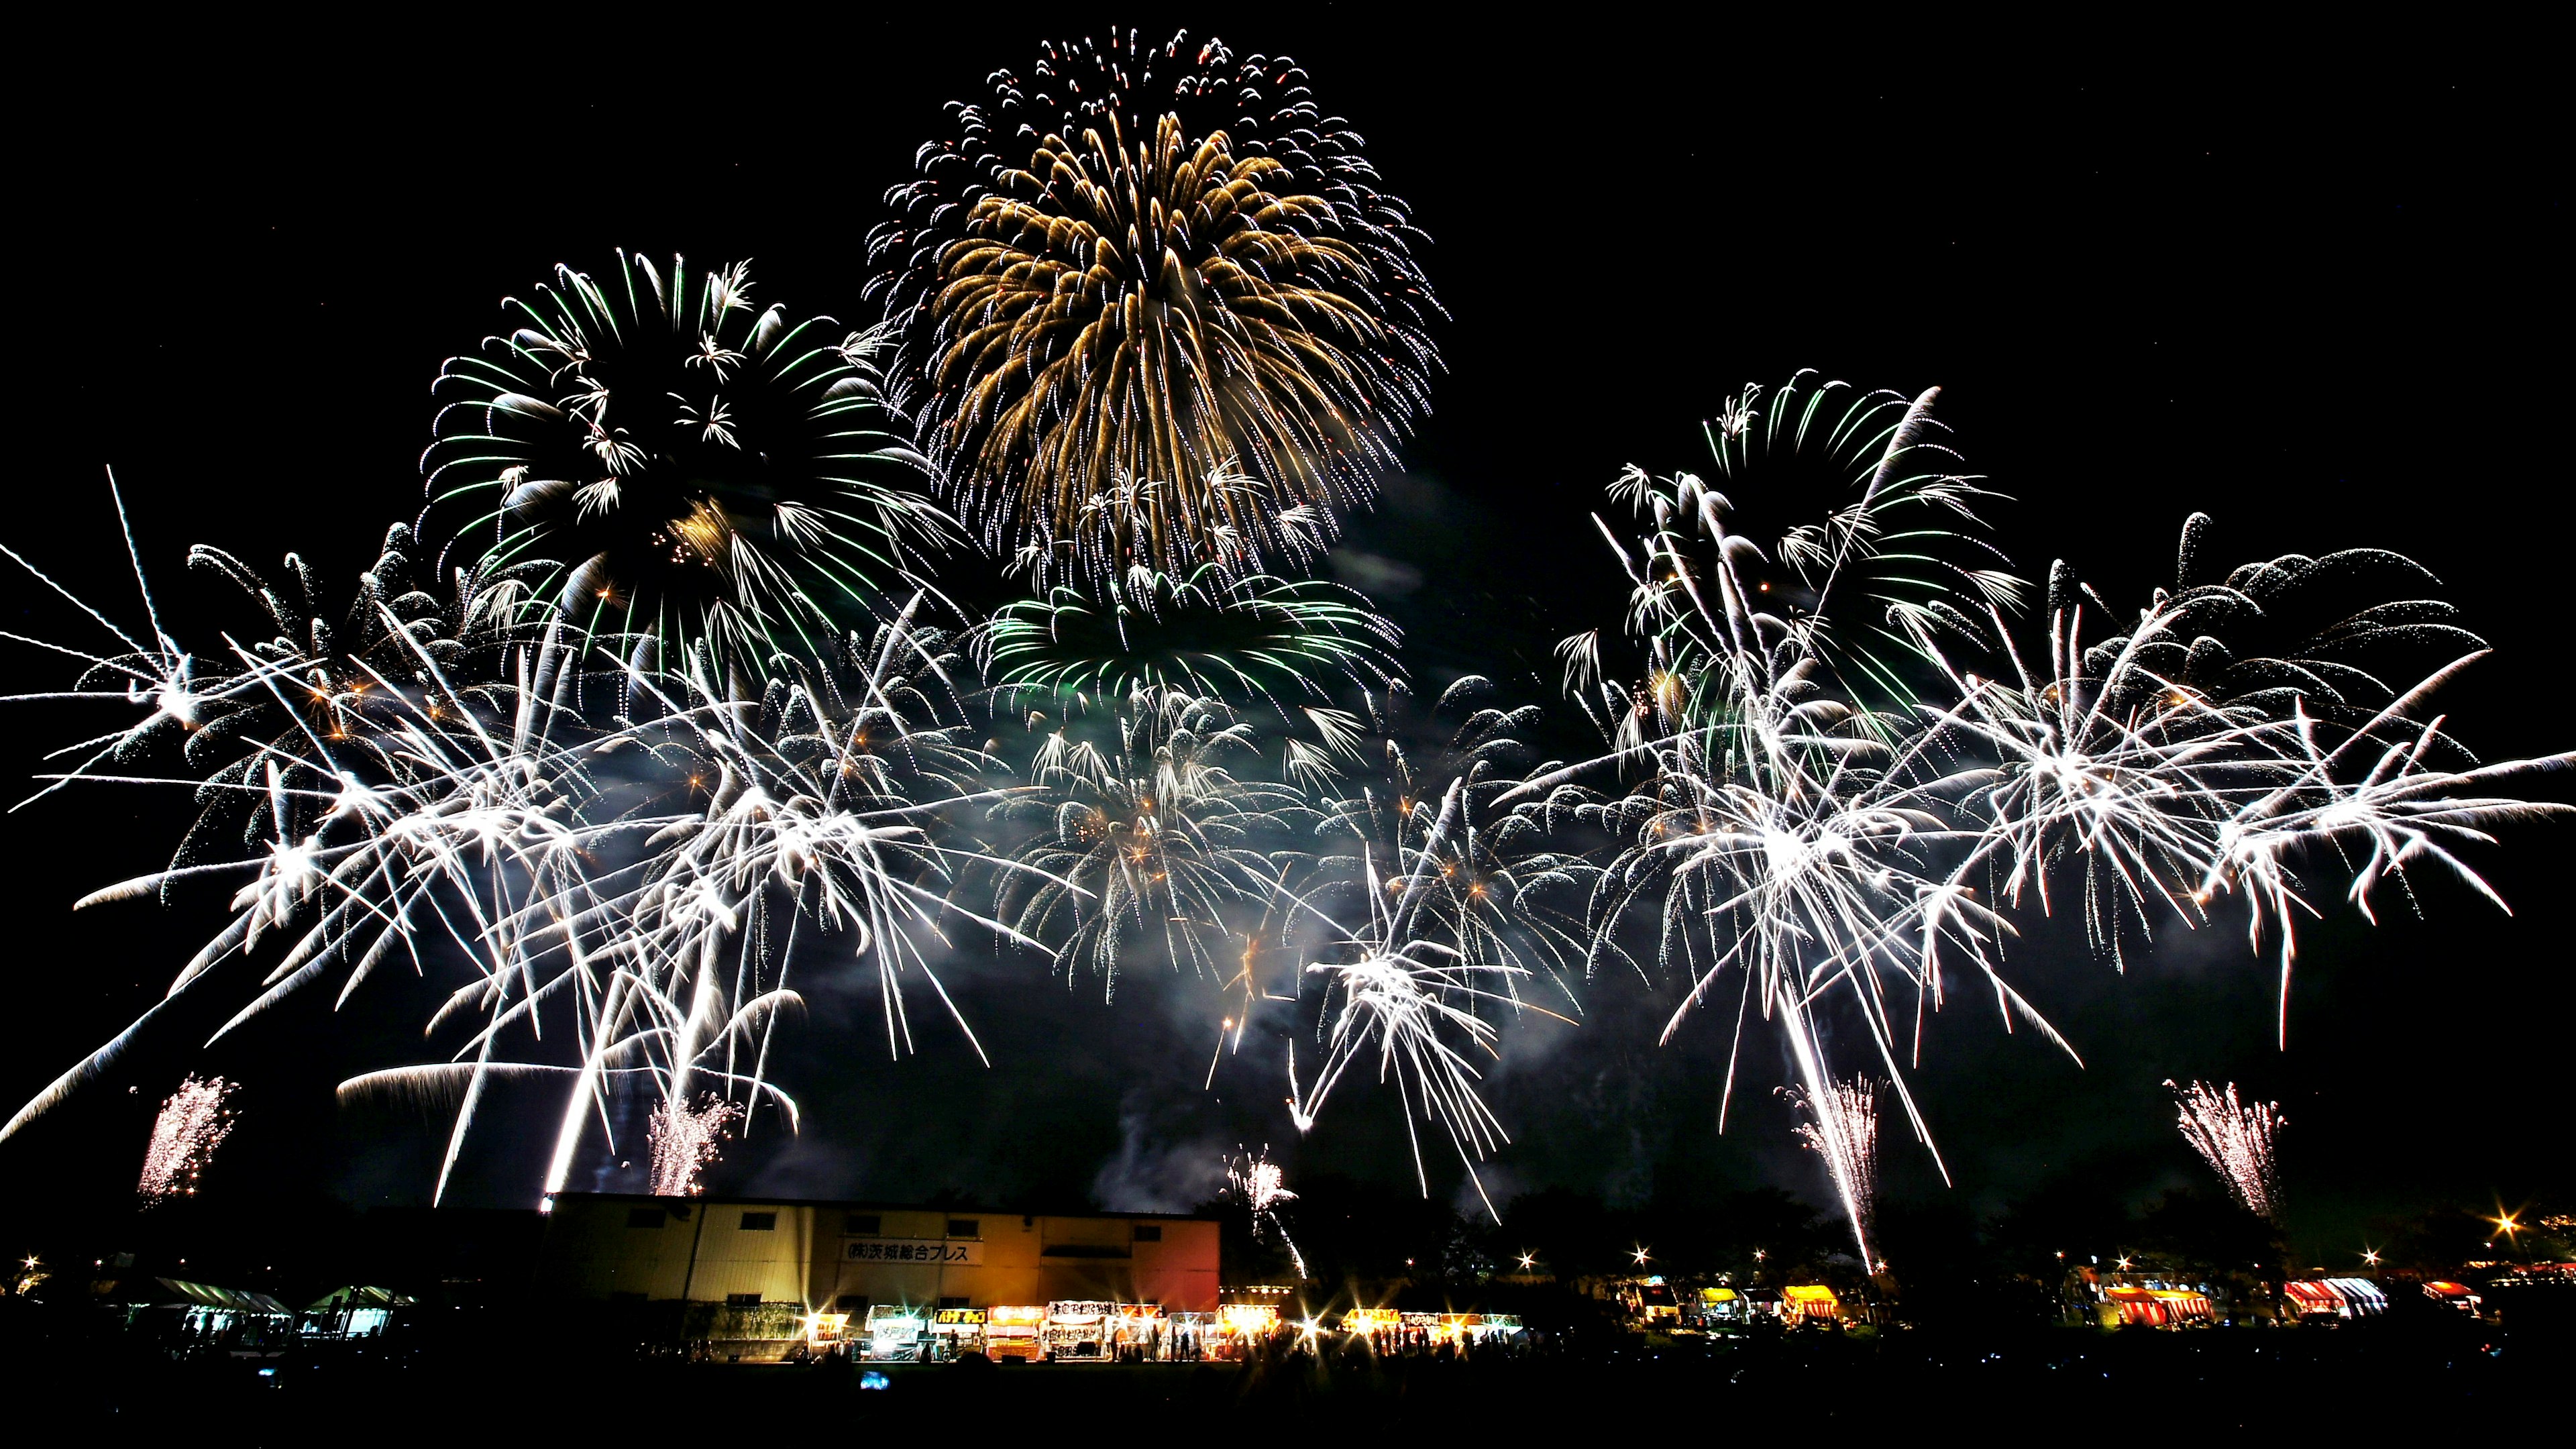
[983,1304,1045,1362]
[1341,1306,1399,1340]
[2422,1281,2481,1315]
[1782,1285,1842,1324]
[1685,1287,1746,1330]
[1216,1302,1281,1357]
[2282,1281,2344,1320]
[864,1305,925,1360]
[1166,1310,1219,1359]
[1624,1280,1680,1324]
[2149,1288,2213,1325]
[802,1311,852,1352]
[1108,1303,1165,1359]
[2102,1286,2212,1328]
[930,1307,986,1356]
[1042,1300,1114,1359]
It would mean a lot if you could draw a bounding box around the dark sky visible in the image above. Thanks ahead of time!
[5,15,2564,1266]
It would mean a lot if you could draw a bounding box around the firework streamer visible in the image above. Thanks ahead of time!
[137,1074,237,1201]
[2169,1079,2284,1222]
[871,30,1440,586]
[647,1093,741,1197]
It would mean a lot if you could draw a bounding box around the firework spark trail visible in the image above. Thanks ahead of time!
[1785,1078,1880,1261]
[1227,1145,1308,1279]
[2168,1079,2283,1222]
[136,1073,237,1201]
[647,1093,740,1197]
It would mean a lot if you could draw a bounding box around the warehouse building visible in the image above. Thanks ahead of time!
[538,1193,1220,1318]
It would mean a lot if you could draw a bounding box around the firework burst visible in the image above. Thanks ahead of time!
[981,568,1399,716]
[871,31,1438,586]
[1315,677,1594,1012]
[425,253,951,669]
[994,688,1305,992]
[138,1074,237,1201]
[1519,378,2571,1261]
[3,497,1042,1205]
[1285,835,1556,1218]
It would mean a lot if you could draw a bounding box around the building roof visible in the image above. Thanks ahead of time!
[548,1191,1215,1222]
[309,1285,414,1311]
[125,1277,291,1313]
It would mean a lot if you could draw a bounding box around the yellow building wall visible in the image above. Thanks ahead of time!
[539,1196,1219,1312]
[538,1198,808,1304]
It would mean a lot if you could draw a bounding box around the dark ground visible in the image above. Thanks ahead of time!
[7,1303,2559,1438]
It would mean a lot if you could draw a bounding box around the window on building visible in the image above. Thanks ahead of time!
[945,1219,980,1239]
[626,1208,667,1229]
[845,1213,881,1236]
[1132,1224,1162,1242]
[739,1211,777,1232]
[726,1292,761,1307]
[938,1297,968,1309]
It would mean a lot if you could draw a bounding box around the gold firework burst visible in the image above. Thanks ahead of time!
[879,34,1437,586]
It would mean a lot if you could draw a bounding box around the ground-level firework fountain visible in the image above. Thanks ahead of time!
[136,1074,237,1202]
[1785,1078,1881,1265]
[647,1094,741,1198]
[1228,1146,1309,1280]
[2169,1079,2283,1222]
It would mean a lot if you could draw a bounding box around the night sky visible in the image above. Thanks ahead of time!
[6,16,2563,1267]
